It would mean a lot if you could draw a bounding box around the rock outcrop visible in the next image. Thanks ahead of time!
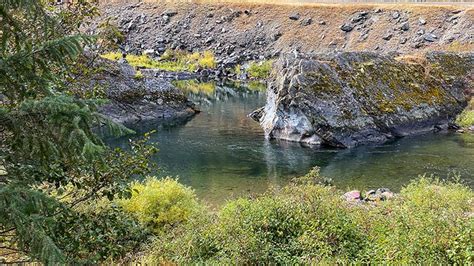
[252,52,473,148]
[83,58,198,125]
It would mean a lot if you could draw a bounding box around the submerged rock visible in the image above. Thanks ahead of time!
[252,52,473,148]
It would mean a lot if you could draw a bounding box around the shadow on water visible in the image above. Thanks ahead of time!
[106,80,474,205]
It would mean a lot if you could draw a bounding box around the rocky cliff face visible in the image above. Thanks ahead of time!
[253,52,473,148]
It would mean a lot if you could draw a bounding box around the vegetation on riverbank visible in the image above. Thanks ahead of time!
[457,99,474,128]
[2,1,472,264]
[247,60,274,79]
[126,171,473,264]
[173,80,217,95]
[101,49,216,72]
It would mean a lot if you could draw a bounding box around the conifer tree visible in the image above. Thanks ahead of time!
[0,0,155,263]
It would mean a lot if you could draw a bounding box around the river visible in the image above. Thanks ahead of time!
[108,80,474,205]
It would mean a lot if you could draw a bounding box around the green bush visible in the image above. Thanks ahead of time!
[456,99,474,128]
[142,173,473,264]
[51,199,149,263]
[247,60,273,79]
[361,177,473,264]
[119,177,202,233]
[101,50,216,72]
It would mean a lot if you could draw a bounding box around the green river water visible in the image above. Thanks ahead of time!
[109,81,474,205]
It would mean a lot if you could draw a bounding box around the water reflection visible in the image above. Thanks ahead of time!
[108,81,474,205]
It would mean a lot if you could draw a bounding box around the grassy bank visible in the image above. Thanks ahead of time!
[115,170,473,264]
[457,99,474,128]
[101,49,216,72]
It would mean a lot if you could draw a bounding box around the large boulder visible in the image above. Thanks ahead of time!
[253,52,473,148]
[81,58,197,125]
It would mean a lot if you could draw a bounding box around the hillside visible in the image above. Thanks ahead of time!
[96,1,473,65]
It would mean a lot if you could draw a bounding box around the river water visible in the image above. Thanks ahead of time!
[108,81,474,205]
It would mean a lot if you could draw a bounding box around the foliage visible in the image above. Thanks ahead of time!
[134,70,144,80]
[456,99,474,128]
[51,200,150,263]
[119,177,202,233]
[101,49,217,72]
[247,60,273,79]
[143,171,473,264]
[457,110,474,128]
[0,0,157,263]
[359,176,473,264]
[173,80,216,96]
[97,19,125,50]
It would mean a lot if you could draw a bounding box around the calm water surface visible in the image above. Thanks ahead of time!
[108,81,474,205]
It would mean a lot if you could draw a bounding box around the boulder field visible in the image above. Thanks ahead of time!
[95,1,473,71]
[251,52,473,148]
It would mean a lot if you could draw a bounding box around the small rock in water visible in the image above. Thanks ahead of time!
[399,37,408,44]
[419,17,427,25]
[343,190,361,201]
[468,126,474,132]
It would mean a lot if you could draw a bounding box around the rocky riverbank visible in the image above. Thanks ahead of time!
[90,1,473,140]
[82,57,198,125]
[252,52,473,148]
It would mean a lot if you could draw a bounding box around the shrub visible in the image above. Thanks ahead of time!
[172,80,216,95]
[142,173,473,264]
[52,199,150,263]
[134,70,144,80]
[100,50,217,72]
[247,60,273,79]
[101,51,122,61]
[119,177,201,233]
[197,50,217,69]
[360,177,474,264]
[456,99,474,128]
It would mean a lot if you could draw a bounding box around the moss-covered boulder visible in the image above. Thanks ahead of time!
[254,52,473,148]
[74,57,198,125]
